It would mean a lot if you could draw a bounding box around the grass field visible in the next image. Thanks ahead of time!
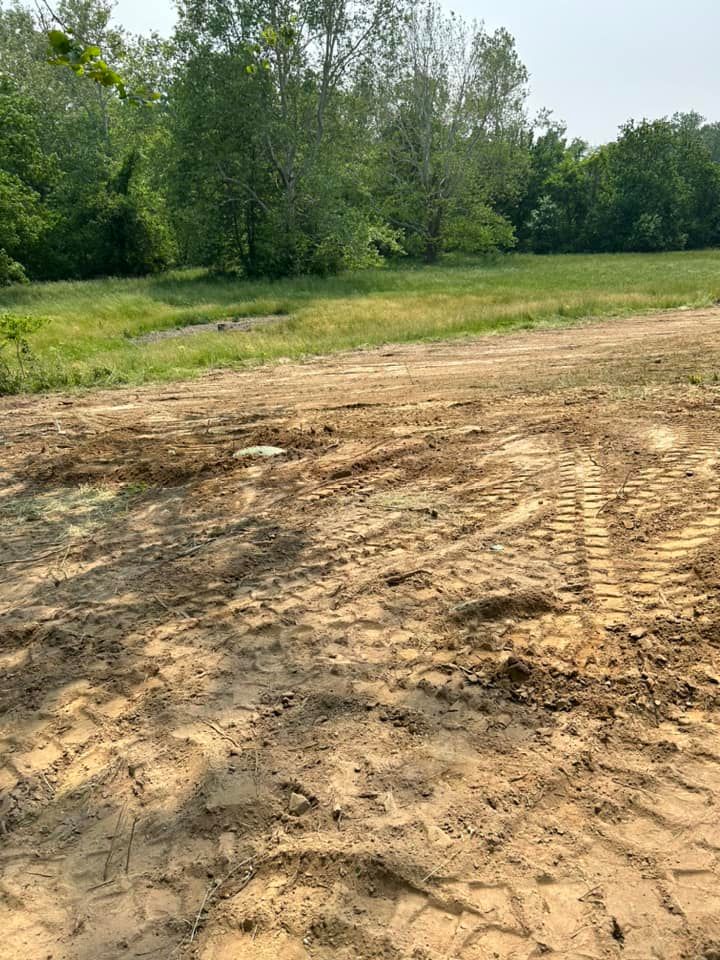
[2,250,720,393]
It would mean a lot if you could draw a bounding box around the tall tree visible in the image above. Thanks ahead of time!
[374,2,529,262]
[171,0,400,276]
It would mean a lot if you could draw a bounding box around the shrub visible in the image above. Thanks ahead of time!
[0,312,48,394]
[0,249,28,286]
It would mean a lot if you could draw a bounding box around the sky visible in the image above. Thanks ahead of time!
[113,0,720,144]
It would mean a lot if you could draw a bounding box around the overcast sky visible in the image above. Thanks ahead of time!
[113,0,719,144]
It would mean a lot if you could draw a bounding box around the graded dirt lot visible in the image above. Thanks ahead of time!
[4,307,720,960]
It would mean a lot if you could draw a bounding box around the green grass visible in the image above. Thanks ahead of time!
[2,250,720,393]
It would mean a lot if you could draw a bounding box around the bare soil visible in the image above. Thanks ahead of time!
[132,314,285,344]
[3,307,720,960]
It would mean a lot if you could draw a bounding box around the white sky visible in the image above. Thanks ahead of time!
[112,0,720,144]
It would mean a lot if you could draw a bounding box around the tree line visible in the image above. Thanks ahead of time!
[2,0,720,285]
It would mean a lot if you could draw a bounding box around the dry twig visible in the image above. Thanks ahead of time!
[103,802,128,882]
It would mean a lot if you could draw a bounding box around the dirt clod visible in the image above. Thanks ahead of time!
[503,656,532,683]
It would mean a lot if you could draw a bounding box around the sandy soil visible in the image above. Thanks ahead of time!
[3,307,720,960]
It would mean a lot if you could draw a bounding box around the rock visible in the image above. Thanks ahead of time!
[629,627,646,641]
[234,445,286,459]
[288,792,311,816]
[332,803,343,821]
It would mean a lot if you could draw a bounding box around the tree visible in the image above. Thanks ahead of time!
[700,122,720,164]
[0,78,55,282]
[374,2,529,262]
[171,0,401,277]
[0,0,173,280]
[522,115,720,255]
[588,119,720,253]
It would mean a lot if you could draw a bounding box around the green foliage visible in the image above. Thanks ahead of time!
[521,117,720,255]
[2,0,720,287]
[0,78,55,278]
[374,2,530,263]
[0,312,47,393]
[444,204,517,255]
[0,250,28,286]
[44,152,175,278]
[170,0,404,278]
[0,169,48,259]
[46,27,160,104]
[0,0,171,282]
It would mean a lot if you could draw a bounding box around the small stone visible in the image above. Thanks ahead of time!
[332,804,342,821]
[629,627,646,641]
[288,792,311,816]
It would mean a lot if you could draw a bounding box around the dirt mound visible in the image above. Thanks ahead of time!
[30,423,323,486]
[452,588,559,624]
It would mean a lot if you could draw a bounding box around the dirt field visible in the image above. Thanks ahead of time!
[4,307,720,960]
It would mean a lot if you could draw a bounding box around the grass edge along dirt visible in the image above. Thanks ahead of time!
[2,250,720,394]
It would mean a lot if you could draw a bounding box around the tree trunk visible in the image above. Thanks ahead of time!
[424,207,443,263]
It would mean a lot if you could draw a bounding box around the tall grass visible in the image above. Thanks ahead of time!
[2,251,720,393]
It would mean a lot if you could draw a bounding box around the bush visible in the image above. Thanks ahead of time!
[307,214,404,276]
[444,205,517,256]
[0,249,28,286]
[628,212,687,253]
[0,312,47,394]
